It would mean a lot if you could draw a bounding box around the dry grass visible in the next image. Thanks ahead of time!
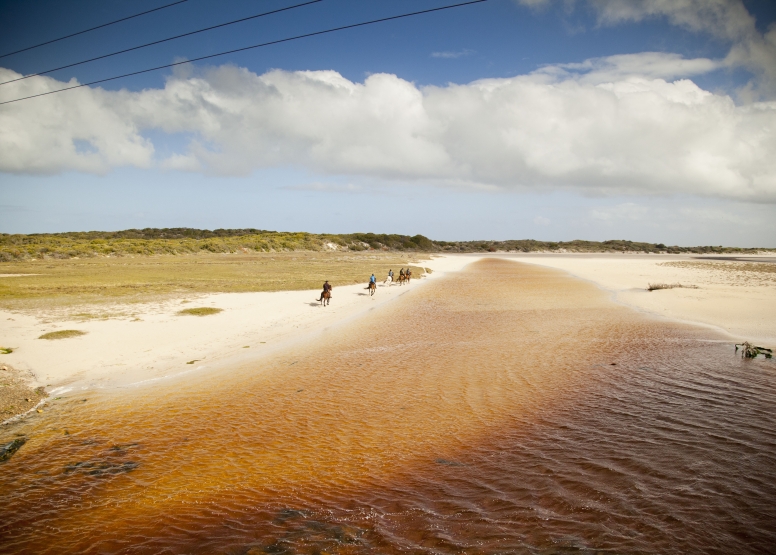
[647,283,698,291]
[0,252,428,312]
[38,330,87,340]
[177,307,222,317]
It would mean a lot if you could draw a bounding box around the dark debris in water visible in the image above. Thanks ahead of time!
[63,460,139,476]
[435,458,466,467]
[237,508,366,554]
[110,443,140,451]
[0,437,26,462]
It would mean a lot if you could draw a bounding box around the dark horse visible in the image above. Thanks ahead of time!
[397,273,407,286]
[406,268,412,283]
[318,289,331,306]
[367,281,376,296]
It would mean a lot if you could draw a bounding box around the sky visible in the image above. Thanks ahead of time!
[1,0,775,246]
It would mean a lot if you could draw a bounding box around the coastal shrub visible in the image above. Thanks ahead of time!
[1,229,771,261]
[39,330,87,340]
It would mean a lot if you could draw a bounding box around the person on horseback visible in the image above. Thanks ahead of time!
[384,269,393,284]
[318,280,332,301]
[370,273,376,285]
[399,268,405,277]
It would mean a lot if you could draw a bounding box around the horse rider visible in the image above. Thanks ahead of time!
[399,268,405,278]
[385,269,393,283]
[319,280,332,301]
[370,273,376,286]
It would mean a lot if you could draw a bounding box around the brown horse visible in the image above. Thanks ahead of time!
[396,273,407,286]
[367,281,376,296]
[318,289,331,306]
[406,269,412,283]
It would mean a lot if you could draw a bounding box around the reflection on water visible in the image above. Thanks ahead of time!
[1,259,774,554]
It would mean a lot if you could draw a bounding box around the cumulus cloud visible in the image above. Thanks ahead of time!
[516,0,776,98]
[1,61,775,201]
[0,73,154,174]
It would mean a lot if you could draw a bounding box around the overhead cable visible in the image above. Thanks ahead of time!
[0,0,487,106]
[0,0,323,87]
[0,0,190,60]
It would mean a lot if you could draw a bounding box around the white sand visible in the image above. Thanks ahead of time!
[1,253,772,395]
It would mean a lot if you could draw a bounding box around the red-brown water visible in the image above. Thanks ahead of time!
[1,259,774,554]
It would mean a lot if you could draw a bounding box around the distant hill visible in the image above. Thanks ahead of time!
[0,228,770,262]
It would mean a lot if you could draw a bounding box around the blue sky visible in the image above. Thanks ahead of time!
[1,0,775,245]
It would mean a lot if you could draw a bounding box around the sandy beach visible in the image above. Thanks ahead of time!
[1,254,773,401]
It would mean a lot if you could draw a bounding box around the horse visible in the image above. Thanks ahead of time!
[367,281,376,296]
[384,275,393,285]
[406,269,412,283]
[318,289,331,306]
[396,273,407,286]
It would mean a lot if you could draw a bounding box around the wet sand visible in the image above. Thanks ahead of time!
[2,259,774,554]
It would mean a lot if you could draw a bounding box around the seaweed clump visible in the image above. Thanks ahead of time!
[1,437,27,462]
[735,342,773,359]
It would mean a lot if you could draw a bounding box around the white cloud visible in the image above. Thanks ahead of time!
[516,0,776,98]
[538,52,720,84]
[431,49,474,59]
[1,61,776,201]
[0,74,154,174]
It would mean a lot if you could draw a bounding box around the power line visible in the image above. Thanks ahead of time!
[0,0,323,87]
[0,0,487,106]
[0,0,190,60]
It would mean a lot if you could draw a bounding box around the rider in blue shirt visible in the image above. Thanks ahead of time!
[370,273,376,284]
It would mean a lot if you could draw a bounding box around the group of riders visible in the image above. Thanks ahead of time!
[318,267,413,304]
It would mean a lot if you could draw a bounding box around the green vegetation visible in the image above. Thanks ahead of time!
[0,252,426,310]
[1,228,771,262]
[0,347,12,354]
[38,330,87,340]
[177,307,223,317]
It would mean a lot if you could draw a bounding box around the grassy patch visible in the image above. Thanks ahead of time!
[38,330,87,340]
[0,252,427,311]
[177,307,223,317]
[0,347,12,354]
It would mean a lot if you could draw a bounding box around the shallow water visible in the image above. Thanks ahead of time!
[1,259,774,554]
